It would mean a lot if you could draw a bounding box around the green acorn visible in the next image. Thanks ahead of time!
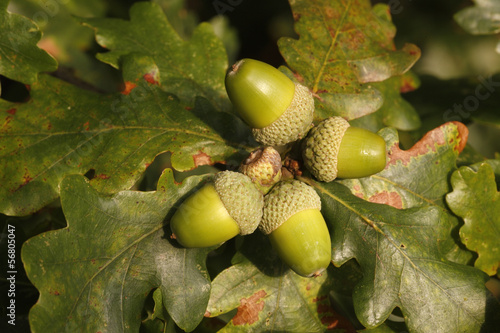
[302,116,387,182]
[225,58,314,146]
[239,146,282,194]
[170,171,263,248]
[259,180,331,277]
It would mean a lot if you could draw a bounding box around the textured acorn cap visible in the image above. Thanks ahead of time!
[302,116,350,182]
[259,180,321,235]
[214,171,264,235]
[252,82,315,146]
[239,146,282,194]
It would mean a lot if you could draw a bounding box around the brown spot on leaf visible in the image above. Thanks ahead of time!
[121,81,137,95]
[351,184,365,199]
[387,122,468,167]
[325,7,335,18]
[232,290,266,326]
[22,169,33,186]
[6,108,16,115]
[143,72,159,85]
[369,191,403,209]
[95,174,110,180]
[10,168,33,192]
[354,192,364,199]
[3,116,13,129]
[193,151,212,167]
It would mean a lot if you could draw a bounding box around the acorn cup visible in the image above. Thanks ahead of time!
[170,171,264,248]
[259,180,331,277]
[225,58,315,146]
[302,116,387,182]
[239,146,282,195]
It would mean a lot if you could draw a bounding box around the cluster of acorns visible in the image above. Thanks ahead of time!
[170,59,387,277]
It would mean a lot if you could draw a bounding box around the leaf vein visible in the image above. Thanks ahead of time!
[312,0,353,93]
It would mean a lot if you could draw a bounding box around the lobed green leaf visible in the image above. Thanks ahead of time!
[313,180,498,332]
[22,170,212,332]
[81,2,231,113]
[206,233,356,332]
[447,163,500,276]
[0,53,253,216]
[278,0,420,128]
[0,0,57,84]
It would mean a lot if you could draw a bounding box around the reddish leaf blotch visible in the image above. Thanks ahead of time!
[368,191,403,209]
[143,72,159,85]
[23,170,33,185]
[387,121,468,167]
[232,290,267,326]
[193,151,212,167]
[121,81,137,95]
[83,121,90,131]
